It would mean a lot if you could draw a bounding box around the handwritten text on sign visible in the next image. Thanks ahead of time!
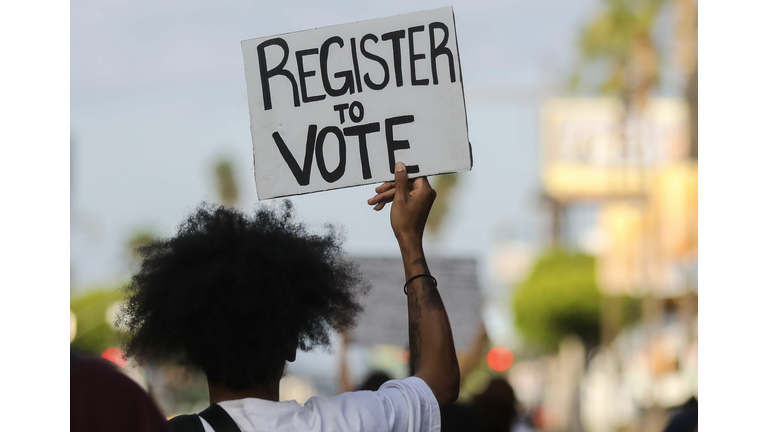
[242,7,471,199]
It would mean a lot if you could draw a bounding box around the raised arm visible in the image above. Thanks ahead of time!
[367,162,460,406]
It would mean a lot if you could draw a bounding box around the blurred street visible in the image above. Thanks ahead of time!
[70,1,698,431]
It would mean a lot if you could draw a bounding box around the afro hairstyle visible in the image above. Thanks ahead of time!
[118,201,369,390]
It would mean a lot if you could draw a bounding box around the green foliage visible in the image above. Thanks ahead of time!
[571,0,664,95]
[128,231,156,263]
[214,159,239,206]
[580,0,663,60]
[618,294,642,328]
[426,173,460,236]
[70,288,126,354]
[512,251,601,350]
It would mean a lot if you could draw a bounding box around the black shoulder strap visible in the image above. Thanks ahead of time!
[168,414,206,432]
[199,404,241,432]
[167,404,240,432]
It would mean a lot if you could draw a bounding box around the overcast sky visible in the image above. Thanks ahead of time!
[70,0,606,290]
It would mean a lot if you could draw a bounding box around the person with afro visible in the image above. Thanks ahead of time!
[119,162,460,432]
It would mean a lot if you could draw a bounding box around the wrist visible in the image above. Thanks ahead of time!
[396,231,422,249]
[399,243,428,279]
[398,239,423,259]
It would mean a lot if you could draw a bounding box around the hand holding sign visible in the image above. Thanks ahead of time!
[388,162,437,249]
[242,7,471,199]
[367,181,396,211]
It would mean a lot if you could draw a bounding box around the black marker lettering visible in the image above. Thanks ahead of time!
[350,37,363,93]
[344,122,381,180]
[257,38,300,110]
[408,26,429,86]
[333,103,349,124]
[385,115,419,174]
[360,34,389,90]
[272,125,317,186]
[429,22,456,85]
[320,36,355,97]
[381,30,406,87]
[349,101,364,123]
[295,49,325,104]
[315,126,347,183]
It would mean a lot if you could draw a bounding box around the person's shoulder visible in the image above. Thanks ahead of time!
[295,377,440,432]
[71,352,147,397]
[71,351,168,432]
[378,376,435,396]
[327,376,439,413]
[298,377,437,413]
[168,414,205,432]
[308,376,431,404]
[379,376,430,388]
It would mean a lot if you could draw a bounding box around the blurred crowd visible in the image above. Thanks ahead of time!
[72,348,697,432]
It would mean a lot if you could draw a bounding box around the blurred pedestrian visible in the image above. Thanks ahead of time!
[119,164,460,432]
[663,396,697,432]
[471,378,526,432]
[71,350,168,432]
[440,402,487,432]
[336,332,394,393]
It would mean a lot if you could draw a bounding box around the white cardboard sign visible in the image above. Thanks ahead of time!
[242,7,472,199]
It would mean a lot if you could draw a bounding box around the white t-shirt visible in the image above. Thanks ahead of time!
[201,376,440,432]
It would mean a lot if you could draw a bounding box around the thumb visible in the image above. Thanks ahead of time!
[394,162,409,202]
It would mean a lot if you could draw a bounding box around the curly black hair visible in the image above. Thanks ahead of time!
[118,201,369,390]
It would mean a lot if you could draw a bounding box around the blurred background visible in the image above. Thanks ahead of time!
[70,0,697,431]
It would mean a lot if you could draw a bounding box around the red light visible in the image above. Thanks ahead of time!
[486,346,514,372]
[101,347,127,367]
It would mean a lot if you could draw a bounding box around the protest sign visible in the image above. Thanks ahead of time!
[242,6,472,199]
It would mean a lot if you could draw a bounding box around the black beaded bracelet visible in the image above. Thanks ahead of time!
[403,274,438,295]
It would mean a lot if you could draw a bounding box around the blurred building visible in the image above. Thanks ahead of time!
[538,97,698,432]
[540,98,690,203]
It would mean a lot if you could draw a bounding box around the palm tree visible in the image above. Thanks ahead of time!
[572,0,665,110]
[673,0,697,158]
[214,158,239,207]
[425,173,461,238]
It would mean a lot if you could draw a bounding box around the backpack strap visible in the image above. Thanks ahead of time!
[199,404,241,432]
[168,414,206,432]
[167,404,240,432]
